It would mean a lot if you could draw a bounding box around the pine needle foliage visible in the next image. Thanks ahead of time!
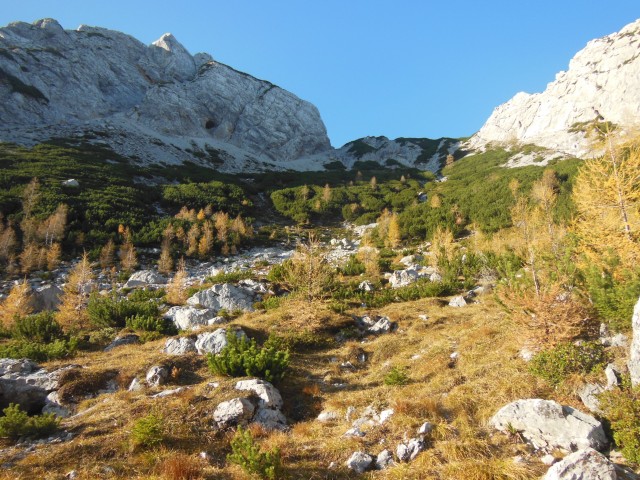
[227,426,284,480]
[207,334,290,383]
[0,403,60,441]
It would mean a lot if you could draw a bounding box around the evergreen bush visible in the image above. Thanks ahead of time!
[529,341,608,386]
[228,426,283,479]
[0,403,60,440]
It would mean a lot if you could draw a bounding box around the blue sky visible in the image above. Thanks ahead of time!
[1,1,639,147]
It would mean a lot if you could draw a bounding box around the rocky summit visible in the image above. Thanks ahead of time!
[469,19,640,159]
[0,18,331,171]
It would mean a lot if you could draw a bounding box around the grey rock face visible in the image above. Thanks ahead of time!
[186,283,258,313]
[389,268,420,288]
[629,296,640,386]
[195,328,245,355]
[104,334,139,352]
[490,399,608,452]
[164,306,221,331]
[145,366,169,387]
[124,270,166,288]
[469,19,640,159]
[0,19,331,170]
[0,358,56,412]
[31,284,63,312]
[163,337,197,355]
[542,448,616,480]
[235,379,283,409]
[375,449,394,470]
[346,451,374,474]
[212,397,255,427]
[396,438,425,462]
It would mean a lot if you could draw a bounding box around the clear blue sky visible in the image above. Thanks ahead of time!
[1,1,639,147]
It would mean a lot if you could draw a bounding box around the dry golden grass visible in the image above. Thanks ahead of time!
[0,293,560,479]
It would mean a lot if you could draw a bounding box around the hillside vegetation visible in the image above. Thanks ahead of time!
[0,137,639,479]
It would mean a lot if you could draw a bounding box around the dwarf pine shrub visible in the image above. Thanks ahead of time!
[130,413,165,449]
[0,403,60,440]
[207,334,290,383]
[529,341,608,386]
[228,426,283,479]
[600,384,640,464]
[12,312,63,343]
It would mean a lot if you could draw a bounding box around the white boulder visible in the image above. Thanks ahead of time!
[542,448,616,480]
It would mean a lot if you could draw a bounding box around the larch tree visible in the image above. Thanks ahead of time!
[284,233,334,303]
[166,257,188,305]
[386,212,401,248]
[573,144,640,271]
[119,227,138,272]
[0,280,32,329]
[56,252,93,332]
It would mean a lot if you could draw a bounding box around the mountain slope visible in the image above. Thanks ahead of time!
[468,18,640,158]
[0,19,331,171]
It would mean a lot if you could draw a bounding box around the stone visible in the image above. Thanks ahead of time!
[124,270,167,288]
[235,379,283,409]
[195,328,245,355]
[252,407,288,431]
[379,408,394,424]
[0,358,56,412]
[541,454,557,466]
[375,449,394,470]
[163,337,197,355]
[42,392,70,418]
[604,364,620,388]
[449,296,467,307]
[358,280,374,292]
[578,383,606,414]
[145,366,169,387]
[542,448,616,480]
[600,323,628,348]
[356,315,394,334]
[629,295,640,386]
[103,334,139,352]
[346,451,373,474]
[317,410,339,422]
[212,398,255,427]
[344,427,366,438]
[187,283,258,313]
[164,306,221,331]
[389,268,420,288]
[490,399,608,452]
[128,378,143,392]
[418,422,434,435]
[62,179,79,188]
[151,387,186,398]
[30,284,63,312]
[396,438,425,462]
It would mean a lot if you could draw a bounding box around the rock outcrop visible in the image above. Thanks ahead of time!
[0,19,331,171]
[542,448,616,480]
[490,399,608,452]
[469,19,640,159]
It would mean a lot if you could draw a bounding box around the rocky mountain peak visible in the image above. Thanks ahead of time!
[149,32,196,80]
[468,18,640,158]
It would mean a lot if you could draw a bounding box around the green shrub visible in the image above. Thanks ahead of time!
[529,341,608,386]
[125,314,175,335]
[127,288,166,302]
[584,266,640,332]
[266,262,289,283]
[12,312,63,343]
[0,403,60,440]
[130,413,165,449]
[600,385,640,464]
[207,334,290,383]
[206,270,253,284]
[384,367,409,386]
[339,255,366,276]
[87,294,159,329]
[0,338,78,362]
[228,426,283,479]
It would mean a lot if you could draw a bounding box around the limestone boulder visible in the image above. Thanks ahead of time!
[490,399,608,452]
[163,337,197,355]
[543,448,616,480]
[124,270,167,288]
[164,306,220,331]
[187,283,258,313]
[212,398,255,427]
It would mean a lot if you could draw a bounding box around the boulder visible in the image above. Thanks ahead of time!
[346,451,373,474]
[418,421,434,435]
[375,449,394,470]
[104,334,139,352]
[186,283,258,312]
[163,337,197,355]
[356,315,394,334]
[42,391,70,418]
[490,399,608,452]
[212,398,255,427]
[62,179,79,188]
[195,328,245,355]
[628,295,640,386]
[0,359,56,412]
[317,410,339,422]
[164,306,220,331]
[358,280,374,292]
[128,378,143,392]
[235,379,283,409]
[448,296,467,307]
[31,284,63,312]
[578,383,606,414]
[145,366,169,387]
[543,448,616,480]
[124,270,167,288]
[389,268,420,288]
[396,438,425,462]
[252,407,288,431]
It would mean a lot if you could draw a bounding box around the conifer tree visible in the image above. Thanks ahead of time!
[99,239,116,269]
[386,212,401,248]
[0,280,32,329]
[56,252,93,332]
[119,228,138,272]
[166,258,188,305]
